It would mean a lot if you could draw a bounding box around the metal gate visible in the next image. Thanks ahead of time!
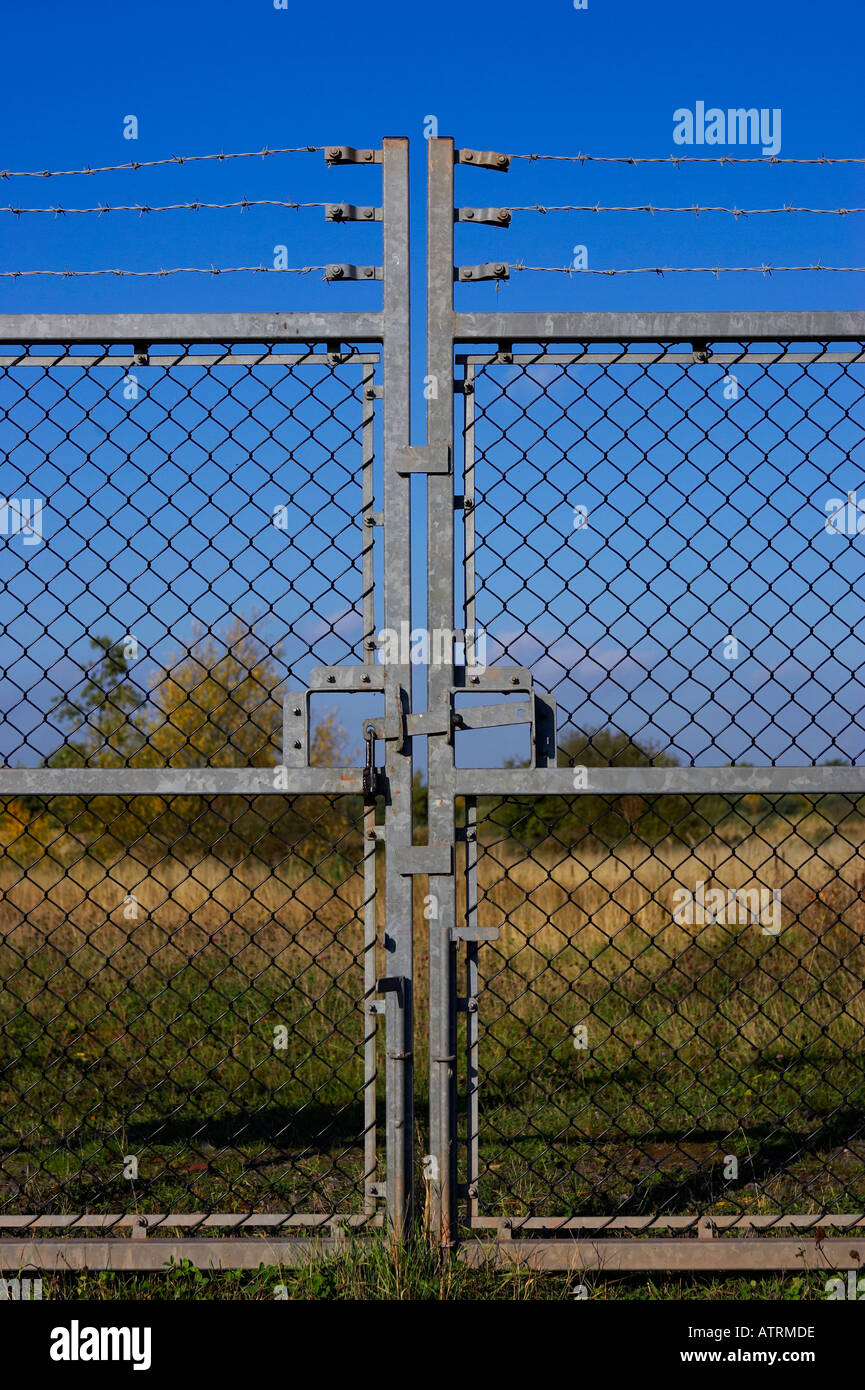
[1,134,864,1274]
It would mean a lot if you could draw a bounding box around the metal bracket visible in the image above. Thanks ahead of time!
[326,203,381,222]
[282,665,384,767]
[395,445,451,474]
[691,338,712,364]
[456,263,509,283]
[456,149,511,172]
[456,207,512,226]
[393,844,454,876]
[325,264,382,282]
[324,146,381,166]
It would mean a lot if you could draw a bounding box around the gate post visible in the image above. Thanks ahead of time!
[426,136,459,1246]
[381,136,415,1237]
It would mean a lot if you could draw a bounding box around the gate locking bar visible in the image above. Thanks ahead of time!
[395,444,451,474]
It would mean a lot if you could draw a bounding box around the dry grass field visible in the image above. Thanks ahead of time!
[1,803,864,1229]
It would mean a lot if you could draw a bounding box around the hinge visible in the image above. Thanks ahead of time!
[456,263,509,283]
[456,149,511,172]
[456,207,512,226]
[324,146,381,166]
[325,264,382,281]
[325,203,381,222]
[395,444,451,474]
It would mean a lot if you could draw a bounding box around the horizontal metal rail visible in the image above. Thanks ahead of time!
[0,312,384,342]
[0,769,365,795]
[449,310,865,341]
[452,767,865,795]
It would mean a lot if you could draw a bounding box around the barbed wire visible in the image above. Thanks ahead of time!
[508,203,864,217]
[509,262,865,276]
[0,198,328,217]
[0,264,326,279]
[0,145,323,180]
[508,152,865,165]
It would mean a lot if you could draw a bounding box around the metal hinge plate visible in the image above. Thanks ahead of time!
[456,207,512,226]
[326,203,381,222]
[324,146,381,166]
[325,264,382,281]
[456,263,509,283]
[456,149,511,172]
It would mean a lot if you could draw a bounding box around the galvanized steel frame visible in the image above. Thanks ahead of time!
[425,133,865,1269]
[0,137,415,1269]
[2,132,865,1276]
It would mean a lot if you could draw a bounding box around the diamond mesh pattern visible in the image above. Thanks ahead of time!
[0,793,377,1221]
[0,342,382,1226]
[0,342,374,768]
[459,792,865,1227]
[463,341,865,766]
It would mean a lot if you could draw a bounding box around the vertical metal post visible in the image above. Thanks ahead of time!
[381,136,414,1237]
[426,136,458,1245]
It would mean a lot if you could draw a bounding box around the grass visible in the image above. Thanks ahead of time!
[1,802,864,1283]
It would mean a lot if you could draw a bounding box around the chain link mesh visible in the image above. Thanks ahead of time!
[0,342,383,1229]
[458,340,865,1234]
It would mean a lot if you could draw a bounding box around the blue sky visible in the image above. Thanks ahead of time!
[0,0,863,767]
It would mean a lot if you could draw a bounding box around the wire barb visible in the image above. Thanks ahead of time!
[0,145,323,180]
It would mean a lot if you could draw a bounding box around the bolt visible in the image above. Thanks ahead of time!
[466,830,476,841]
[362,674,371,684]
[465,209,475,219]
[510,675,520,685]
[496,154,508,167]
[498,209,510,222]
[327,674,336,683]
[494,263,506,276]
[364,151,373,162]
[364,515,375,526]
[364,208,373,218]
[464,151,474,162]
[364,267,374,278]
[367,830,377,841]
[293,740,302,750]
[470,675,480,685]
[330,265,344,279]
[365,386,376,399]
[329,148,342,160]
[467,997,478,1012]
[293,707,302,717]
[463,269,473,279]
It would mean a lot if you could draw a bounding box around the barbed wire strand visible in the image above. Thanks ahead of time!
[0,199,329,217]
[509,262,865,276]
[0,265,326,279]
[507,152,865,165]
[507,203,864,217]
[0,145,323,180]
